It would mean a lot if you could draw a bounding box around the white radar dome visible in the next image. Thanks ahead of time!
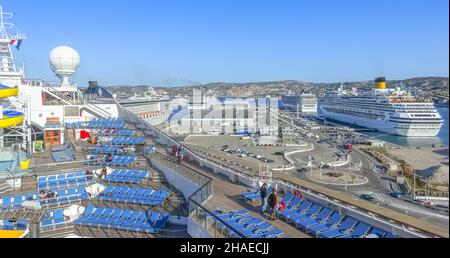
[49,46,80,76]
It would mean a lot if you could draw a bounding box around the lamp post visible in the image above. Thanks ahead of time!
[413,168,416,199]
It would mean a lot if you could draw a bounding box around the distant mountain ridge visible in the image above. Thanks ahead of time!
[105,77,449,99]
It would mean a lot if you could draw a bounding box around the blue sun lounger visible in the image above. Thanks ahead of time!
[308,212,345,235]
[337,222,372,238]
[288,204,323,225]
[319,217,358,238]
[297,208,333,229]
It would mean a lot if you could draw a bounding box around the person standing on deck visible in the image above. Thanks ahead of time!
[268,189,278,220]
[260,183,268,214]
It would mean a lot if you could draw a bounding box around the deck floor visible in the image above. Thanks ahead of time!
[183,162,311,238]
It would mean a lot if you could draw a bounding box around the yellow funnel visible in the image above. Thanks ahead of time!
[376,82,386,89]
[375,77,386,90]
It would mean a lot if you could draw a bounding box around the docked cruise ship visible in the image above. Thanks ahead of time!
[318,78,444,137]
[0,4,446,240]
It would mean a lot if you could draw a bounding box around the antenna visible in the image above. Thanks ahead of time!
[0,5,25,40]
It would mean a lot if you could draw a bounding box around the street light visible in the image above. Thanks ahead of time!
[413,169,416,199]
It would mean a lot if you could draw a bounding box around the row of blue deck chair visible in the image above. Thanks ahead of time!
[89,122,126,129]
[65,122,84,129]
[240,187,274,202]
[1,186,89,209]
[38,171,94,190]
[116,130,134,137]
[278,193,396,238]
[0,219,28,230]
[212,210,284,238]
[96,145,131,155]
[110,137,145,145]
[90,118,125,124]
[2,209,71,231]
[88,118,126,129]
[85,155,137,166]
[97,186,168,206]
[73,205,169,234]
[103,155,137,166]
[41,209,67,230]
[103,169,148,184]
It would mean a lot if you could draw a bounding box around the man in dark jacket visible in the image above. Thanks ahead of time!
[268,189,278,220]
[260,183,268,214]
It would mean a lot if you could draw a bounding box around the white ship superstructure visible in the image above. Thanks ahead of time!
[0,5,121,153]
[299,93,318,113]
[119,87,171,126]
[318,78,443,137]
[281,93,318,113]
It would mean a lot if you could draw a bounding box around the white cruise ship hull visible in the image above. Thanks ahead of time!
[320,108,441,137]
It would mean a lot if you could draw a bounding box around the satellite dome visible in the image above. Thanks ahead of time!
[49,46,80,76]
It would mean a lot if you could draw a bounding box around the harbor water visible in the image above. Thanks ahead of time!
[361,107,449,147]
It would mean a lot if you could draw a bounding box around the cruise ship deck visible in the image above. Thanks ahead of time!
[1,111,447,239]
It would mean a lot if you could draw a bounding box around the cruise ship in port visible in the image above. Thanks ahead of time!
[0,4,447,240]
[318,78,444,137]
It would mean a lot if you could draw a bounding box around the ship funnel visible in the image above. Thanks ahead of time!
[375,77,386,90]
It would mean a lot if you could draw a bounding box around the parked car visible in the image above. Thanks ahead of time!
[360,194,375,202]
[319,164,330,169]
[297,168,308,173]
[390,192,402,198]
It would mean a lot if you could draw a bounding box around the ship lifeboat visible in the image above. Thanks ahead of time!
[0,85,25,128]
[0,111,25,129]
[0,85,19,98]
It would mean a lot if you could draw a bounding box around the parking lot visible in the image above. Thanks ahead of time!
[183,135,310,169]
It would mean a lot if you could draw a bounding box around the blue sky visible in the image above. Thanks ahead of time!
[5,0,449,86]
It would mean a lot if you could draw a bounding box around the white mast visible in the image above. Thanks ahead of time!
[0,4,26,86]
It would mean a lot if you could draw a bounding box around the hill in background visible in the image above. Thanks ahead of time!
[106,77,449,100]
